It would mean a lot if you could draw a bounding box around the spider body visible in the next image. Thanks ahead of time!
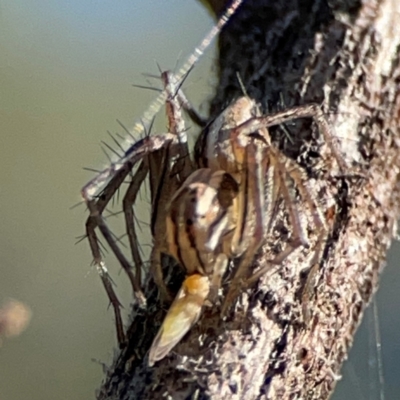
[166,168,238,276]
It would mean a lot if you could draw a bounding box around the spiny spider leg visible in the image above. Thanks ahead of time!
[123,159,149,287]
[146,71,200,302]
[198,97,346,316]
[219,138,267,313]
[83,68,207,344]
[147,146,176,302]
[229,152,308,295]
[244,151,329,289]
[83,134,177,344]
[235,103,348,173]
[161,71,194,180]
[243,123,333,313]
[217,127,306,313]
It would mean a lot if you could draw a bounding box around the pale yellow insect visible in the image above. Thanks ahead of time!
[148,274,209,367]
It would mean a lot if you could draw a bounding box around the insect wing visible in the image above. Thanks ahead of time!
[148,275,210,366]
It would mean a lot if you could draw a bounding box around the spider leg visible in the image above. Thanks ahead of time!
[82,133,177,345]
[219,126,326,315]
[85,162,144,345]
[146,143,178,304]
[85,220,126,345]
[158,69,207,128]
[208,253,229,304]
[235,103,348,172]
[177,90,207,128]
[148,148,179,303]
[246,150,329,321]
[145,71,198,303]
[226,105,341,314]
[267,153,310,264]
[244,150,328,287]
[242,154,309,290]
[221,139,266,315]
[283,155,328,243]
[162,71,194,181]
[123,159,149,291]
[82,69,200,341]
[282,155,329,322]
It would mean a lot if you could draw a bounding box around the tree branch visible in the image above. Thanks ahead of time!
[97,0,400,398]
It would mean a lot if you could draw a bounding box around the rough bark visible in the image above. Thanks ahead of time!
[97,0,400,399]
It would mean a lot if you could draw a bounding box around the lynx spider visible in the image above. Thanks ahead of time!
[82,64,347,350]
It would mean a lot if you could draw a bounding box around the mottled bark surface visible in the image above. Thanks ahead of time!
[97,0,400,399]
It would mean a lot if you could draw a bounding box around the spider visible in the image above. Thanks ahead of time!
[82,65,347,350]
[146,92,347,365]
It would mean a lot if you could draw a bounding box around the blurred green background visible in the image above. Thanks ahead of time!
[0,1,399,399]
